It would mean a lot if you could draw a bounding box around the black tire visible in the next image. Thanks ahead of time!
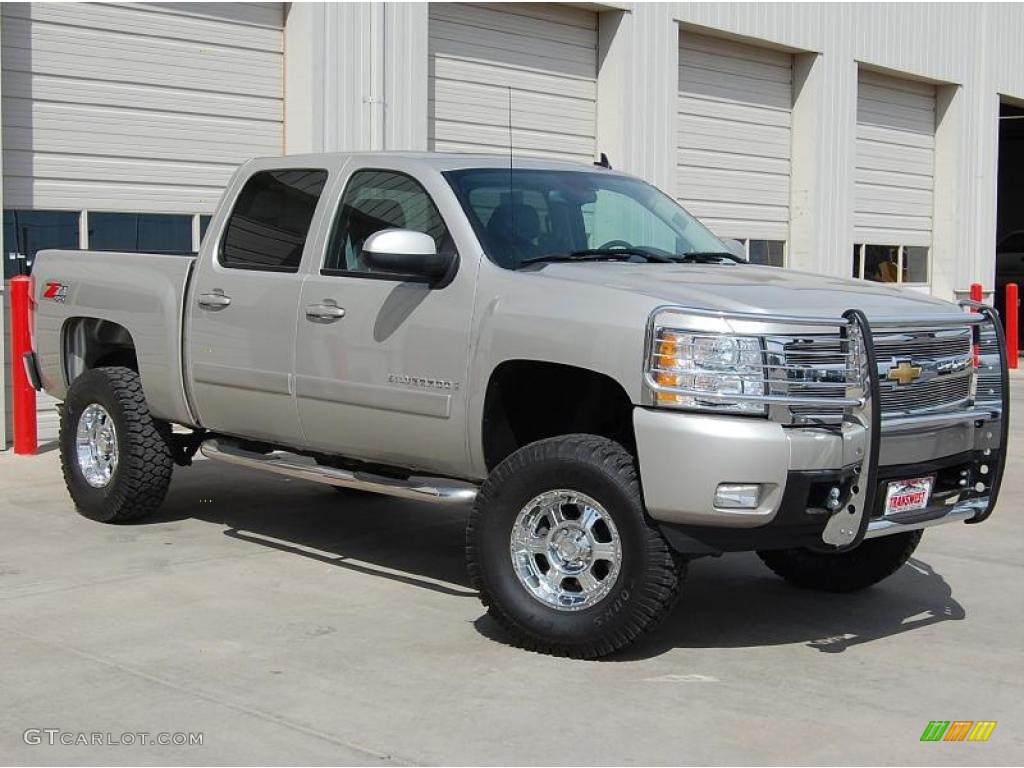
[467,435,684,659]
[60,366,174,523]
[757,530,923,592]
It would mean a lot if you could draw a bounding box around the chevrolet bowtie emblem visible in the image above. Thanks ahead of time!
[887,360,923,386]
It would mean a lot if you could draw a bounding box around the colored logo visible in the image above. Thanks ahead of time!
[887,359,923,386]
[920,721,996,742]
[42,281,68,303]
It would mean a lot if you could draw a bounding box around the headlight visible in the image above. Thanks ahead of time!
[648,328,766,414]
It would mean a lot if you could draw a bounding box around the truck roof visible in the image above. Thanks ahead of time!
[247,151,623,176]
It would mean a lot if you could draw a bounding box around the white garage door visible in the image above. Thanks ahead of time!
[677,32,793,250]
[1,2,284,214]
[854,70,936,248]
[428,3,597,164]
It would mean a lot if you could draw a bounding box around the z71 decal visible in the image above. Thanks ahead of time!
[42,281,69,303]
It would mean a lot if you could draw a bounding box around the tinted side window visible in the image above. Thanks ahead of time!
[220,169,328,272]
[324,170,449,273]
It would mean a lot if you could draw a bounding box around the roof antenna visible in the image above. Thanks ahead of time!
[594,152,612,169]
[508,86,515,238]
[508,86,514,175]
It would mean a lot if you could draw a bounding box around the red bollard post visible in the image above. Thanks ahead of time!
[1007,283,1019,370]
[970,282,983,304]
[9,275,37,454]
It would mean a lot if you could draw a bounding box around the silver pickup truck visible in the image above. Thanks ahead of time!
[26,152,1008,658]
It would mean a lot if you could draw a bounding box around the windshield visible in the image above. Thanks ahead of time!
[444,168,728,269]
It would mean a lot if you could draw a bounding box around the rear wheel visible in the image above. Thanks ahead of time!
[757,530,922,592]
[467,435,684,658]
[60,366,174,523]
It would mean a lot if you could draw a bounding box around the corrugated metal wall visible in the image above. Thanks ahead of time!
[854,70,936,247]
[1,2,284,214]
[671,3,1023,295]
[428,2,597,163]
[677,31,793,242]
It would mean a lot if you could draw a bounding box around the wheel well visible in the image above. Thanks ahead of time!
[482,360,636,471]
[62,317,138,385]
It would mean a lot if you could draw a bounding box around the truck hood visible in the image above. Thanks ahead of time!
[530,261,959,319]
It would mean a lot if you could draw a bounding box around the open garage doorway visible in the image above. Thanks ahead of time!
[996,99,1024,348]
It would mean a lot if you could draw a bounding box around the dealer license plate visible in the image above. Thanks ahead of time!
[883,476,934,516]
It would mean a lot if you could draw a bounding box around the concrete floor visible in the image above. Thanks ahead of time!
[2,380,1023,765]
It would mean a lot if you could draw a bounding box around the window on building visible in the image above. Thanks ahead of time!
[199,215,213,242]
[733,238,786,266]
[853,244,929,284]
[324,170,449,274]
[3,210,79,279]
[903,246,929,283]
[88,212,193,253]
[220,169,328,272]
[748,239,785,267]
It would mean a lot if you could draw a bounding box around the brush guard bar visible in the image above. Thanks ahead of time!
[644,303,1009,551]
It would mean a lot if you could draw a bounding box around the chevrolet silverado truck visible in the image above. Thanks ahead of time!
[25,152,1009,658]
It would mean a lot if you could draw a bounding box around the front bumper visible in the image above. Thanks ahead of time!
[635,304,1009,554]
[649,445,998,555]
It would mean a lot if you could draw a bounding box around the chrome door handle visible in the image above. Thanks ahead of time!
[305,303,346,321]
[197,292,231,309]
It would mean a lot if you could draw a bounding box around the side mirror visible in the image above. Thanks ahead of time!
[721,238,747,260]
[362,229,455,286]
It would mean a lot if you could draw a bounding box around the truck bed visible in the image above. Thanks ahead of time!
[31,249,197,426]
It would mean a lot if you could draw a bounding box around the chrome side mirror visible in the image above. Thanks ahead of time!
[362,229,455,286]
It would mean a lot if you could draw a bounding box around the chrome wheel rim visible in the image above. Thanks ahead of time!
[75,404,119,488]
[509,489,622,611]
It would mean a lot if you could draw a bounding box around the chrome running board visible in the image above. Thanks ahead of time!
[200,439,478,505]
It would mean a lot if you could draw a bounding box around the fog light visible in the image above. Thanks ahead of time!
[714,483,762,509]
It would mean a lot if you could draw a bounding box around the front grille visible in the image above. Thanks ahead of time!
[976,324,1003,404]
[773,326,975,419]
[875,333,969,359]
[881,374,971,412]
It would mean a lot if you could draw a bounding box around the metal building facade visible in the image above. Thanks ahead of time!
[282,1,1024,299]
[3,1,1024,447]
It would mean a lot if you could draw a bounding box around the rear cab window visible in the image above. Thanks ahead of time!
[220,169,329,272]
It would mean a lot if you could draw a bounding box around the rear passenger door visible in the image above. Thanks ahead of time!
[187,167,329,445]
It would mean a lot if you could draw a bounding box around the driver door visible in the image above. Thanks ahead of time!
[293,168,474,477]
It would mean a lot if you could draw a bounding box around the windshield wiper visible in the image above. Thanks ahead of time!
[675,250,744,263]
[520,248,674,266]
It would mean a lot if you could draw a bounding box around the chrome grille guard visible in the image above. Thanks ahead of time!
[644,302,1009,550]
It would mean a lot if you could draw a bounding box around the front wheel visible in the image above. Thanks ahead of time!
[60,366,174,523]
[757,530,923,592]
[467,435,684,658]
